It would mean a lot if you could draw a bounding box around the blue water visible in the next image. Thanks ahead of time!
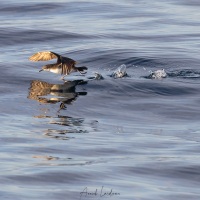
[1,0,200,199]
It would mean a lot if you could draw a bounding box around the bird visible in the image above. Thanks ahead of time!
[29,51,87,80]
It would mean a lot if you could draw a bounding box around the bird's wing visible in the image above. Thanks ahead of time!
[61,60,76,75]
[29,51,59,61]
[62,56,76,64]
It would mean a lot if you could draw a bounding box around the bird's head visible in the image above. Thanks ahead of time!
[39,65,51,72]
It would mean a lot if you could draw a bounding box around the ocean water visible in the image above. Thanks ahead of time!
[1,0,200,199]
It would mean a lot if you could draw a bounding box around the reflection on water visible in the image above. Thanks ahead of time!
[27,79,91,139]
[50,115,84,126]
[44,115,88,140]
[28,79,87,111]
[44,128,87,140]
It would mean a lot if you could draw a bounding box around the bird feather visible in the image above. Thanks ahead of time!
[29,51,59,61]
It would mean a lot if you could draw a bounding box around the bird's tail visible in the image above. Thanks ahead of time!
[76,66,88,74]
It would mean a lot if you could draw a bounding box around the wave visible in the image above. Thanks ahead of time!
[0,28,94,46]
[0,3,62,14]
[168,69,200,79]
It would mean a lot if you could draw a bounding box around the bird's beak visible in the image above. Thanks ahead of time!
[39,69,43,72]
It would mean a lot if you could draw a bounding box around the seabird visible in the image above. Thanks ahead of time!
[29,51,87,80]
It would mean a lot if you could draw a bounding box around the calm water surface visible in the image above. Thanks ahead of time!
[1,0,200,199]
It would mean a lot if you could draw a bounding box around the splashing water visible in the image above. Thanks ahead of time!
[150,69,167,79]
[94,72,104,80]
[111,64,127,78]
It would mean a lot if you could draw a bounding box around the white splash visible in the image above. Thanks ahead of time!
[112,64,127,78]
[150,69,167,79]
[94,72,104,80]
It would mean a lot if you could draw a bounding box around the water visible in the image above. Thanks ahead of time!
[1,0,200,199]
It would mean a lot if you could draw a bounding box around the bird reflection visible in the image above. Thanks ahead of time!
[58,102,67,112]
[49,115,85,127]
[28,79,87,112]
[27,79,90,140]
[42,115,87,140]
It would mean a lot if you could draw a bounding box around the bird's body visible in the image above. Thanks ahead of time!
[29,51,87,80]
[42,63,77,75]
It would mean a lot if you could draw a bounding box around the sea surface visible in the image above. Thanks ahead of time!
[1,0,200,199]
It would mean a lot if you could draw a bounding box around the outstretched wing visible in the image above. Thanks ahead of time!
[61,56,76,65]
[61,59,76,75]
[29,51,59,61]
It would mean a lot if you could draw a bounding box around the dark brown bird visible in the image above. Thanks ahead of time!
[29,51,87,80]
